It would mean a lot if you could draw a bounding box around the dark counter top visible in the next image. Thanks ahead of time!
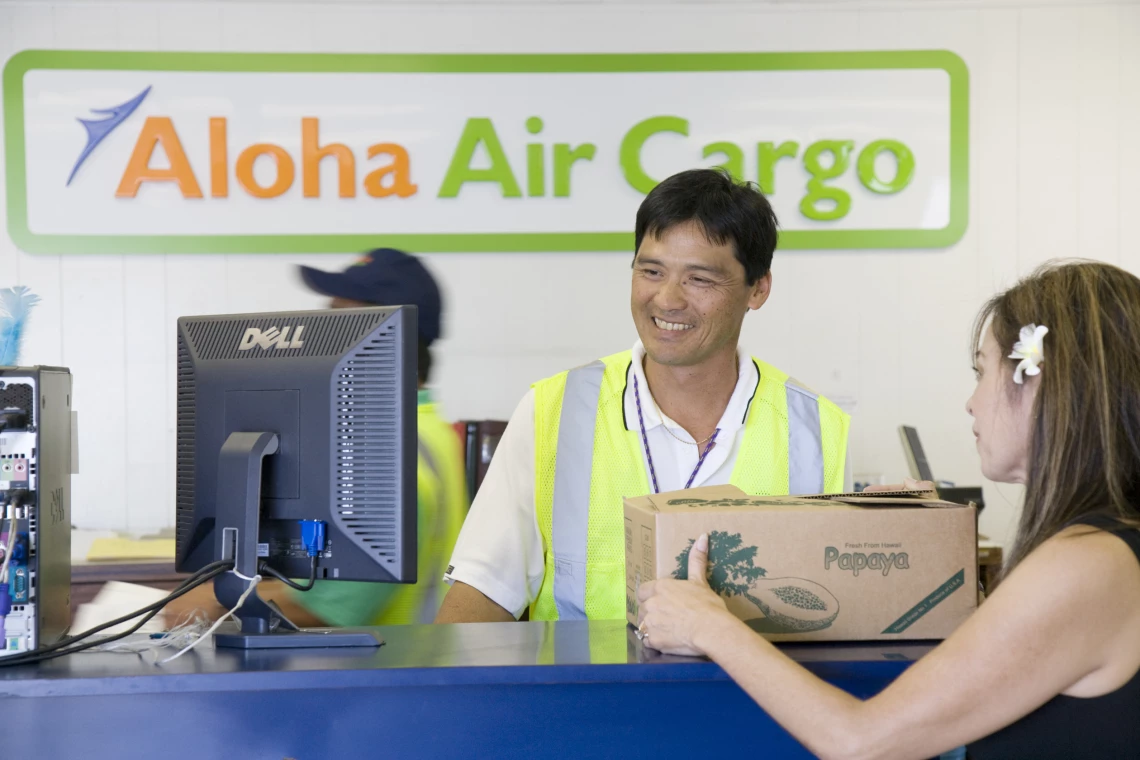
[0,619,934,698]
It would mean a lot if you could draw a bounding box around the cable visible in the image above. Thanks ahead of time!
[92,610,211,656]
[230,567,259,583]
[257,556,317,592]
[158,573,262,665]
[60,559,231,645]
[0,505,13,587]
[0,562,229,667]
[0,553,318,667]
[0,560,232,667]
[0,563,230,667]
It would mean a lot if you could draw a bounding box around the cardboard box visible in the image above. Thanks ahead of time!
[624,485,977,642]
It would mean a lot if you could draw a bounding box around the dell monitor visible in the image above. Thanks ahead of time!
[175,306,418,649]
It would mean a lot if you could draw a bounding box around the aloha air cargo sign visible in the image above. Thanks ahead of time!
[3,50,967,254]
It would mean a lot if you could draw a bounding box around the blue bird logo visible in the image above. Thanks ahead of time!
[66,85,152,186]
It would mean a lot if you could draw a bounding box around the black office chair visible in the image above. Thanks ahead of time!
[454,420,507,509]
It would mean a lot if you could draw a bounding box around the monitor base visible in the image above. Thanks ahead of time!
[214,628,383,650]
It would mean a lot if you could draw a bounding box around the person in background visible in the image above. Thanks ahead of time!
[163,249,468,627]
[637,260,1140,758]
[287,248,469,625]
[437,168,851,624]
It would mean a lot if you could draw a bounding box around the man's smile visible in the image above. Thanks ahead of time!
[653,317,694,332]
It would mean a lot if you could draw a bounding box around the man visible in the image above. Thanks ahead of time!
[436,169,850,624]
[291,248,469,625]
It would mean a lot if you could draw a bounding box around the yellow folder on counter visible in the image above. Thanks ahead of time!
[85,537,176,562]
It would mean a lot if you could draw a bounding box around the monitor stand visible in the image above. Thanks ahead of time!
[211,431,381,650]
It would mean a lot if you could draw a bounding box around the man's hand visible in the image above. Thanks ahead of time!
[161,582,226,624]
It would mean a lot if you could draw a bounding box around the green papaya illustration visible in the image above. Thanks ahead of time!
[673,531,766,596]
[673,533,838,634]
[742,578,839,634]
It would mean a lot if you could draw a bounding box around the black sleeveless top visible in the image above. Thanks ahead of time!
[968,518,1140,759]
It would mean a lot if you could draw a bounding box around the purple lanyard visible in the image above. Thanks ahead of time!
[632,374,719,495]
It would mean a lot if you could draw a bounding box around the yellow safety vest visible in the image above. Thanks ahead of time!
[373,393,469,625]
[292,391,468,626]
[531,351,849,621]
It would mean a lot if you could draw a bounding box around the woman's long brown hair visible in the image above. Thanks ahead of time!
[973,260,1140,574]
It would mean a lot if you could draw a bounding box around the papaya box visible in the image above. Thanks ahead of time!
[624,485,977,642]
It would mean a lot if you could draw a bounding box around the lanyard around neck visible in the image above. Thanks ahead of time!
[632,374,719,494]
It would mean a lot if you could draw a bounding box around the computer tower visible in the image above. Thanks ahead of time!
[0,367,73,657]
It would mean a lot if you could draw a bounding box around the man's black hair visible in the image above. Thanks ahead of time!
[634,168,778,284]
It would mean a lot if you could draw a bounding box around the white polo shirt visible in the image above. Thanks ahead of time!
[444,341,849,618]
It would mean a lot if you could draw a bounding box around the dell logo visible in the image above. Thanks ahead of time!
[239,326,306,351]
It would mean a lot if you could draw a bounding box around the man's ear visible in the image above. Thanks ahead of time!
[748,271,773,311]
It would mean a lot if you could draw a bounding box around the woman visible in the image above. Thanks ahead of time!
[637,260,1140,759]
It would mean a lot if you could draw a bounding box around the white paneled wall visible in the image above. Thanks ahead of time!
[1,1,1138,548]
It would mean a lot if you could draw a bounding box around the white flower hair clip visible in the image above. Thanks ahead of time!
[1009,323,1048,384]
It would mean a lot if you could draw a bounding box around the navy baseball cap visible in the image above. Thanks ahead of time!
[299,248,442,345]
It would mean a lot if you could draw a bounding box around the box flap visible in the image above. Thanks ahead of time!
[797,489,939,501]
[803,489,971,509]
[625,485,850,514]
[827,496,971,509]
[624,486,971,513]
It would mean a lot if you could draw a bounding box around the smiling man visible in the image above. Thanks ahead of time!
[436,168,851,624]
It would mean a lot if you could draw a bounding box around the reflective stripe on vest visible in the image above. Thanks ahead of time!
[785,380,824,494]
[370,402,468,626]
[536,618,637,665]
[550,360,606,620]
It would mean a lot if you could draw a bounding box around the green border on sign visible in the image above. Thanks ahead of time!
[3,49,968,254]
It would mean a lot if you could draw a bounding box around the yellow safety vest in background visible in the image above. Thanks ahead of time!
[531,351,849,622]
[373,393,469,624]
[294,391,468,626]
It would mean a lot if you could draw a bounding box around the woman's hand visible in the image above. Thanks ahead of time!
[636,533,736,656]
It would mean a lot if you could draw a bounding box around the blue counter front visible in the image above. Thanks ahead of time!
[0,620,930,759]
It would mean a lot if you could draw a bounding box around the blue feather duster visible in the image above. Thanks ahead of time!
[0,287,41,366]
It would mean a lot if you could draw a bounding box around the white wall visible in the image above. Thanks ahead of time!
[1,0,1137,548]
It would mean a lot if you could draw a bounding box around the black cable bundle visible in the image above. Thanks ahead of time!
[0,559,234,668]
